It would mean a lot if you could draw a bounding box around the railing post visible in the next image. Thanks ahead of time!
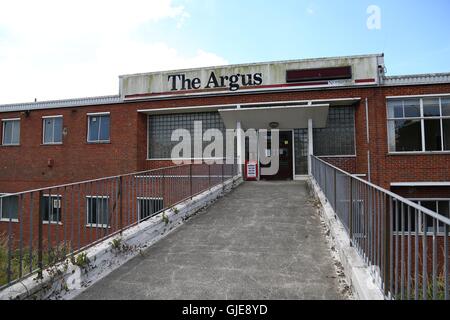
[349,177,353,246]
[119,176,123,235]
[383,196,392,298]
[190,164,193,199]
[38,190,43,279]
[333,169,337,210]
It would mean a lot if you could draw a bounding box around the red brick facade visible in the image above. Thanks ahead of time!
[1,83,450,198]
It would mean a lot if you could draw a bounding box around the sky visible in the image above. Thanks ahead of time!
[0,0,449,104]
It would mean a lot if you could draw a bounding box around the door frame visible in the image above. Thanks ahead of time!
[258,129,295,181]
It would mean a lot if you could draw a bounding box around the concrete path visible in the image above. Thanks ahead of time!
[76,181,343,300]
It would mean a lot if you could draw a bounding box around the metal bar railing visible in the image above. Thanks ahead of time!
[0,160,239,290]
[311,155,450,300]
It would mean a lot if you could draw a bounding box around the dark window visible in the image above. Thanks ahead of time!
[443,119,450,151]
[313,106,355,156]
[88,114,110,143]
[424,119,441,151]
[0,195,18,220]
[389,120,422,152]
[86,197,109,227]
[138,198,164,220]
[148,112,230,159]
[423,98,440,117]
[42,195,62,223]
[442,98,450,116]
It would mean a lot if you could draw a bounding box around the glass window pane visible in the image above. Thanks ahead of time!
[403,99,420,117]
[99,115,110,141]
[53,118,63,143]
[1,196,18,220]
[3,121,12,144]
[88,116,100,141]
[148,112,228,159]
[12,120,20,145]
[294,129,308,175]
[392,119,422,152]
[313,106,355,156]
[442,98,450,117]
[43,118,54,143]
[96,199,108,226]
[388,100,403,118]
[423,98,440,117]
[424,119,442,151]
[443,119,450,151]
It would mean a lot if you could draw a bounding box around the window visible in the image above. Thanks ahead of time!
[2,119,20,146]
[312,106,356,156]
[0,195,19,221]
[87,113,110,143]
[138,198,164,221]
[42,195,62,223]
[394,199,450,234]
[86,196,109,227]
[294,129,308,175]
[148,112,230,159]
[387,97,450,152]
[43,116,63,144]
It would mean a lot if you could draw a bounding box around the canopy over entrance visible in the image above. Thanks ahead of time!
[218,104,330,130]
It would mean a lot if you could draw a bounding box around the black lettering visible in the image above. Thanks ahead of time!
[229,74,240,91]
[191,78,201,89]
[220,75,229,87]
[206,72,219,88]
[241,74,253,86]
[180,74,191,90]
[168,74,181,91]
[253,73,263,86]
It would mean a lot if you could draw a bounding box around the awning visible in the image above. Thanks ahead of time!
[218,104,330,129]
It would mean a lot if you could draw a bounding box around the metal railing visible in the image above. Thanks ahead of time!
[311,155,450,300]
[0,161,239,290]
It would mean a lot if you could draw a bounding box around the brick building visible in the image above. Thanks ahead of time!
[0,53,449,225]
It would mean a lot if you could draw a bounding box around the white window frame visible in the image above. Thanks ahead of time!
[42,115,63,145]
[387,96,450,154]
[86,195,110,228]
[2,118,20,146]
[87,112,110,143]
[0,193,19,222]
[137,197,164,222]
[42,194,63,225]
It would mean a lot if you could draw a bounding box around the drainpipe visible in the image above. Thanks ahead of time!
[365,97,371,182]
[308,118,314,175]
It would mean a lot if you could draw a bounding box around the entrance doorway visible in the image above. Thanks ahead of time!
[260,130,293,180]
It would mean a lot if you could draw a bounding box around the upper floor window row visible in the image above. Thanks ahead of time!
[1,113,111,146]
[387,97,450,153]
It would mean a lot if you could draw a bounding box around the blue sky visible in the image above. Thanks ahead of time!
[0,0,449,104]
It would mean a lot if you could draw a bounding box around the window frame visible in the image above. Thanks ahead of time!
[0,193,19,222]
[387,97,450,154]
[42,194,63,225]
[2,118,20,146]
[87,112,110,144]
[86,195,110,228]
[42,115,63,145]
[137,197,164,222]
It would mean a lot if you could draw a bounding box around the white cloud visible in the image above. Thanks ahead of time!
[0,0,228,104]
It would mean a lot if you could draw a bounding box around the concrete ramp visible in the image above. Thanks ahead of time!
[75,181,344,300]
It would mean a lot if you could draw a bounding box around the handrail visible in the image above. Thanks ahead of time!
[313,155,450,225]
